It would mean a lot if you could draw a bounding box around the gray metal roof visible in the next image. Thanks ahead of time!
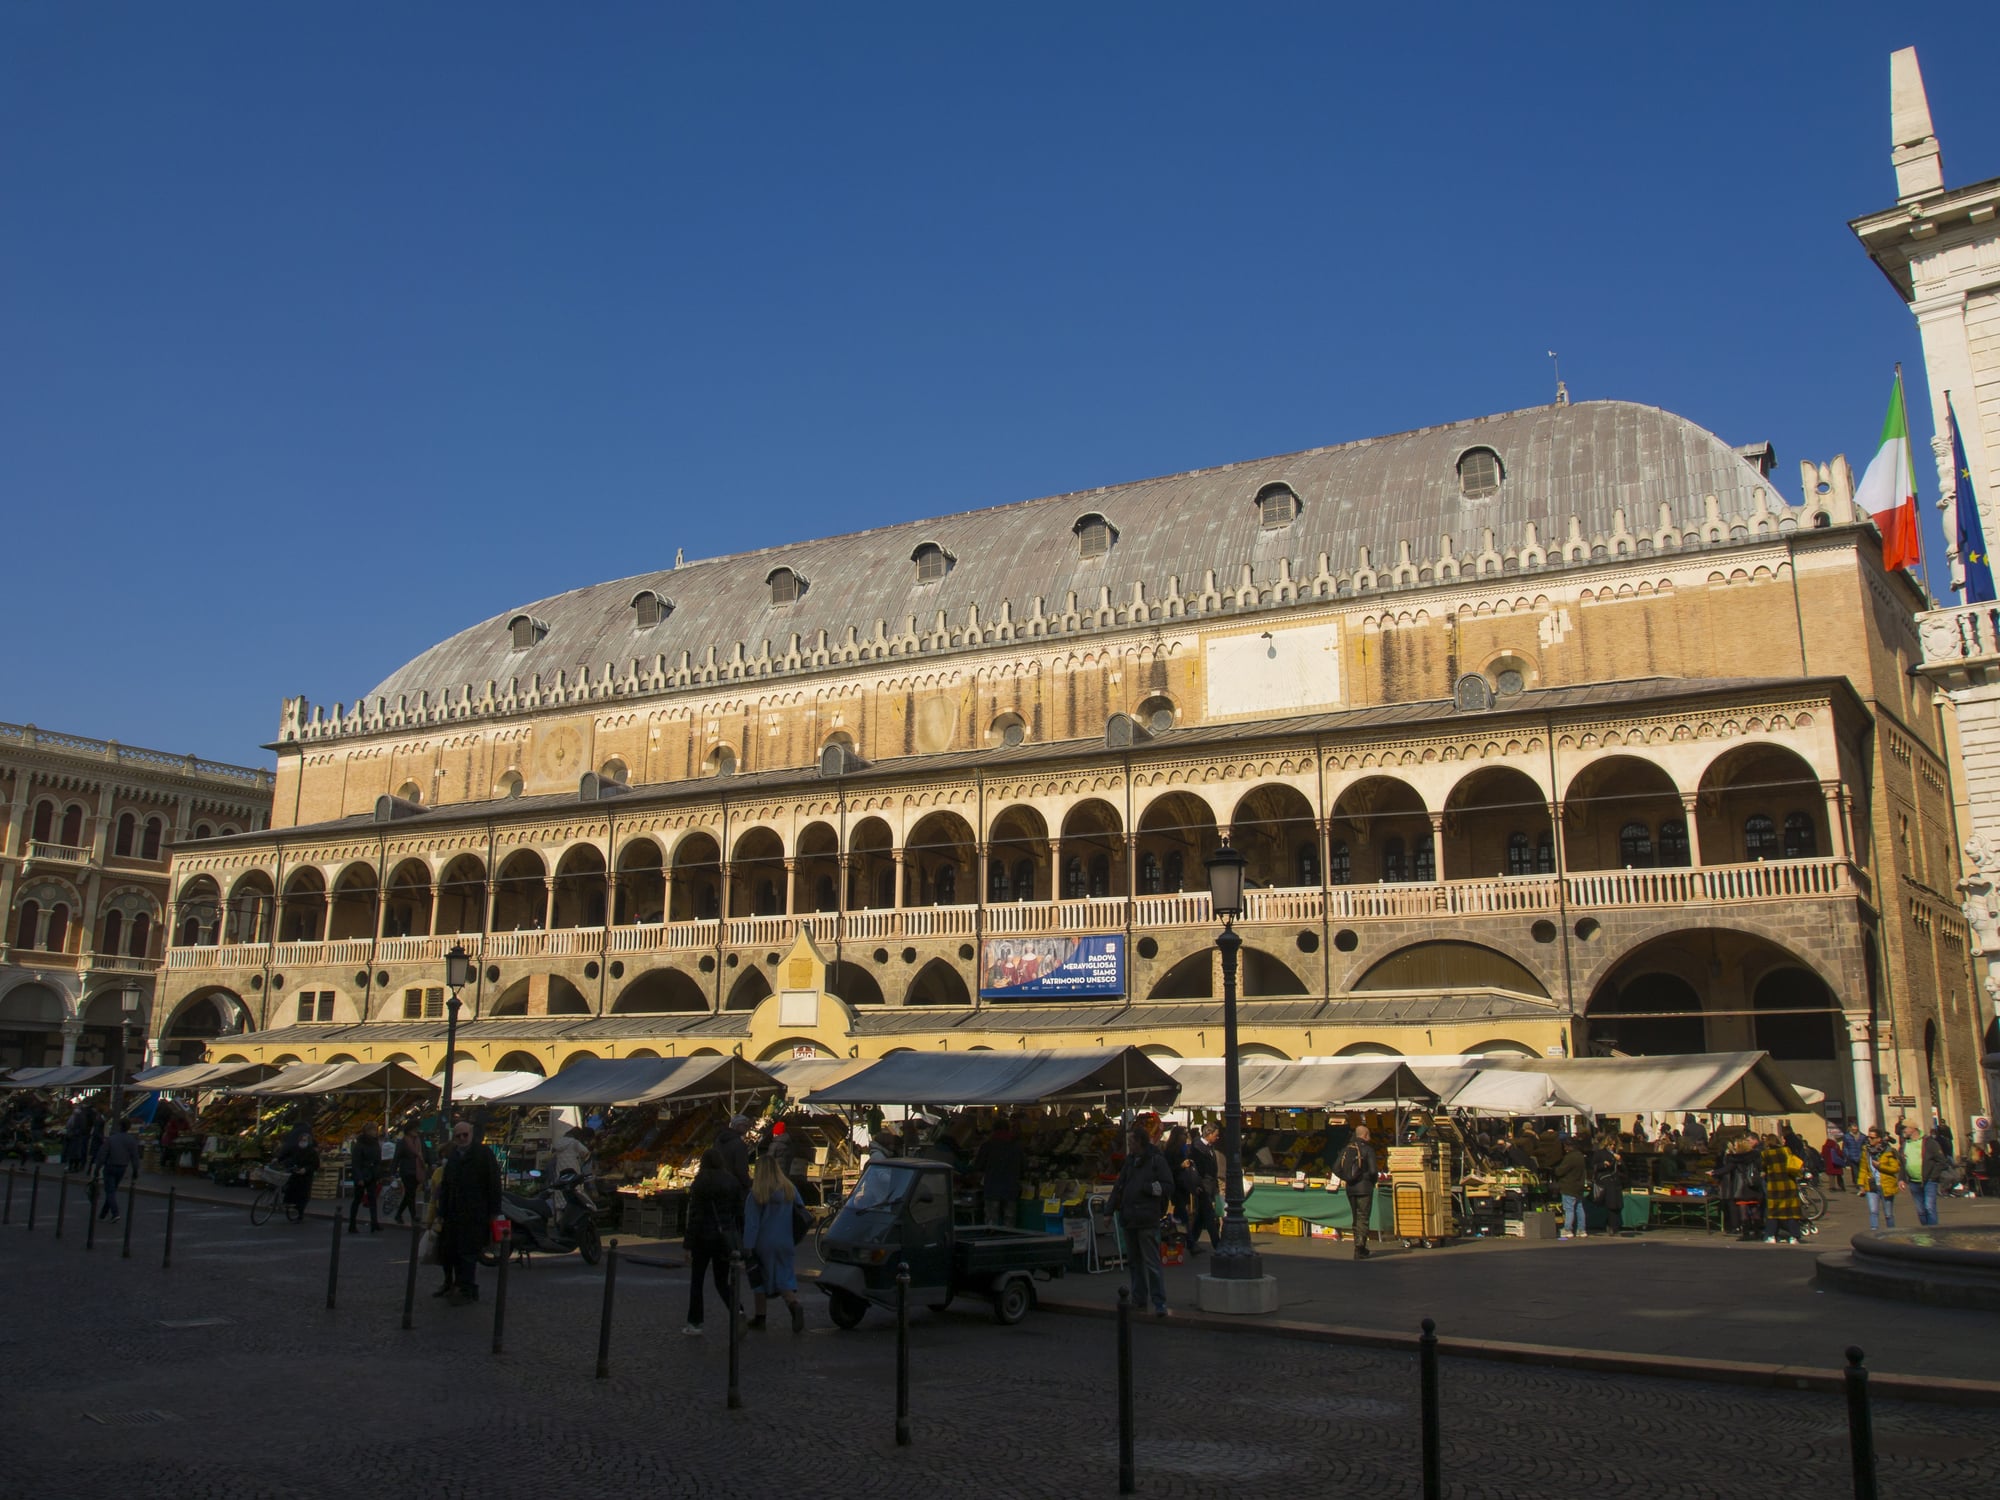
[362,400,1788,707]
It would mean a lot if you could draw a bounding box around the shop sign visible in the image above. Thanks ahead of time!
[1885,1094,1917,1108]
[978,934,1125,1000]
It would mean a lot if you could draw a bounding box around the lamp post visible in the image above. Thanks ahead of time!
[108,983,142,1125]
[1195,840,1277,1314]
[438,945,473,1146]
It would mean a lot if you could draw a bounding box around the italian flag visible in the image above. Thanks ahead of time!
[1853,368,1923,573]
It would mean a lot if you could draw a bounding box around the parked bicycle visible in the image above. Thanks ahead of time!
[250,1162,311,1225]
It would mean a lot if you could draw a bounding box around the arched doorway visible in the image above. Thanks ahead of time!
[1230,784,1319,889]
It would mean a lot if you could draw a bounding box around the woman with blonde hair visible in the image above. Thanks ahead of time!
[743,1146,806,1332]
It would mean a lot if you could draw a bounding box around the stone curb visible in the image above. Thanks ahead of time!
[1035,1295,2000,1409]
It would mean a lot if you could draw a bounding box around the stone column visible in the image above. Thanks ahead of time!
[1679,794,1703,866]
[482,873,498,936]
[59,1016,83,1067]
[1821,782,1850,860]
[1427,812,1446,882]
[892,850,906,909]
[605,871,621,927]
[1846,1016,1879,1132]
[428,881,444,937]
[542,876,558,931]
[782,859,796,916]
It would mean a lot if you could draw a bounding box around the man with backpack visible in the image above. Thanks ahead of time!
[1334,1125,1380,1259]
[1109,1122,1175,1315]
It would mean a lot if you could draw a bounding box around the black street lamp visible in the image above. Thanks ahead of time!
[1202,840,1263,1284]
[439,945,473,1145]
[108,983,142,1125]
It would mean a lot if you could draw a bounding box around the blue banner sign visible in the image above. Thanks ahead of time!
[979,934,1125,1000]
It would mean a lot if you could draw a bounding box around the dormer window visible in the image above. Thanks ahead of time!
[1074,512,1116,560]
[1255,483,1299,530]
[1457,447,1503,499]
[507,613,548,650]
[631,590,672,629]
[911,542,951,583]
[767,567,804,606]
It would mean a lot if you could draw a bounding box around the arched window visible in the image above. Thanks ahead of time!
[934,866,956,905]
[1382,837,1406,882]
[1329,840,1352,885]
[1295,843,1319,886]
[1744,814,1778,859]
[990,712,1026,748]
[1064,856,1086,900]
[1135,696,1176,734]
[1536,833,1555,873]
[180,914,202,947]
[1619,822,1653,867]
[495,770,524,800]
[141,817,163,859]
[59,805,83,846]
[15,900,39,949]
[1162,851,1185,893]
[1088,855,1110,898]
[1139,851,1162,894]
[114,813,136,857]
[631,590,671,628]
[31,801,55,842]
[1412,834,1435,883]
[45,904,69,953]
[1506,831,1532,876]
[912,543,951,583]
[1012,859,1035,902]
[767,567,803,606]
[507,613,546,650]
[129,913,151,958]
[1073,512,1115,559]
[1457,447,1503,499]
[195,821,214,839]
[1255,482,1299,530]
[707,746,737,778]
[1782,812,1817,859]
[988,860,1011,902]
[1657,821,1690,866]
[101,909,124,955]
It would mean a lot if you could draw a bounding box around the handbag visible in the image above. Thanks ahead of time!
[417,1227,440,1265]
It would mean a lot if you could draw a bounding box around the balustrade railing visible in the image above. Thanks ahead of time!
[26,841,91,864]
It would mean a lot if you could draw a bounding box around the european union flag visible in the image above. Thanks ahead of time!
[1951,393,1996,605]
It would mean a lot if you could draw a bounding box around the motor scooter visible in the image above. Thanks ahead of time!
[482,1168,603,1265]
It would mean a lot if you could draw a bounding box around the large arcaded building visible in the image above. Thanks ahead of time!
[159,398,1984,1132]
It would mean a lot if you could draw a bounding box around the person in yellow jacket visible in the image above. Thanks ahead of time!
[1854,1125,1903,1230]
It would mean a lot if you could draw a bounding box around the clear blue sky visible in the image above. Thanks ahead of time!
[5,4,1995,766]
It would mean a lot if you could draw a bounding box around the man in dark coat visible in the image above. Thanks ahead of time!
[1188,1123,1222,1254]
[716,1114,753,1195]
[972,1119,1026,1228]
[1108,1123,1175,1315]
[436,1120,502,1305]
[1335,1125,1380,1259]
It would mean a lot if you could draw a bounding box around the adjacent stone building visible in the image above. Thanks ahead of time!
[0,722,273,1072]
[156,396,1983,1131]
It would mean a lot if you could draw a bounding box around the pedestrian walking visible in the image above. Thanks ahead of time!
[1109,1122,1173,1314]
[435,1120,501,1305]
[682,1148,742,1335]
[1855,1125,1902,1229]
[392,1124,428,1224]
[1589,1133,1626,1237]
[348,1123,383,1233]
[61,1102,95,1174]
[1901,1120,1947,1227]
[1759,1133,1804,1244]
[1821,1128,1846,1191]
[1842,1122,1864,1190]
[97,1117,141,1220]
[1189,1123,1222,1254]
[1334,1125,1380,1258]
[972,1117,1025,1228]
[743,1148,807,1333]
[274,1125,320,1223]
[716,1113,753,1195]
[1553,1134,1590,1239]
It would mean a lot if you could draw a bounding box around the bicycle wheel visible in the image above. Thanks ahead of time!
[378,1179,405,1221]
[1799,1181,1827,1223]
[250,1185,277,1225]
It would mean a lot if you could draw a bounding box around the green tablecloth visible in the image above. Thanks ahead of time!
[1239,1184,1390,1230]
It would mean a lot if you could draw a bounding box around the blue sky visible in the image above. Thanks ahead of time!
[5,4,1995,765]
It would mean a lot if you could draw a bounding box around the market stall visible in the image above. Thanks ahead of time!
[426,1069,562,1184]
[507,1055,784,1237]
[210,1061,437,1195]
[123,1062,281,1174]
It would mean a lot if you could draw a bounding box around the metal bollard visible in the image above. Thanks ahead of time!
[726,1253,743,1409]
[895,1264,912,1447]
[491,1231,510,1355]
[401,1219,423,1330]
[54,1170,69,1239]
[326,1189,343,1309]
[3,1164,13,1224]
[27,1164,41,1232]
[1117,1286,1135,1495]
[1844,1346,1878,1500]
[85,1180,98,1251]
[161,1186,175,1270]
[595,1240,619,1380]
[121,1187,136,1259]
[1420,1318,1442,1500]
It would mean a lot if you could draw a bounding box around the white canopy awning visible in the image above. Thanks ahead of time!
[0,1066,112,1090]
[1476,1051,1810,1116]
[1444,1069,1591,1116]
[1163,1058,1440,1110]
[425,1069,547,1103]
[505,1055,780,1108]
[221,1061,436,1097]
[762,1057,875,1099]
[132,1061,278,1091]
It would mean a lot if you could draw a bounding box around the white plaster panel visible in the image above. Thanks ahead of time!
[1203,622,1342,718]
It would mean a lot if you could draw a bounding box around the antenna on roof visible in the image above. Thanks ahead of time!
[674,547,684,568]
[1547,351,1569,407]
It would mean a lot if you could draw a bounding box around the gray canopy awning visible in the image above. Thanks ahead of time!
[132,1061,279,1091]
[1163,1059,1438,1110]
[505,1055,781,1108]
[1479,1051,1810,1116]
[808,1047,1179,1108]
[0,1066,113,1090]
[761,1058,875,1099]
[221,1061,436,1097]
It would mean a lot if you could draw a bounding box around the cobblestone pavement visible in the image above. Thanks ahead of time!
[2,1189,1996,1500]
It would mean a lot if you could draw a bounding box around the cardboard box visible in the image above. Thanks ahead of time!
[1505,1210,1560,1240]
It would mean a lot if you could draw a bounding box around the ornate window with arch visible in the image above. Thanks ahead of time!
[707,746,737,778]
[1255,482,1299,530]
[911,542,951,583]
[1506,831,1533,876]
[1382,837,1406,882]
[631,590,672,628]
[507,614,547,650]
[31,801,55,842]
[59,805,84,845]
[114,812,136,857]
[1658,821,1690,866]
[1328,840,1352,885]
[141,816,163,859]
[767,567,804,606]
[1744,814,1778,859]
[1412,834,1435,883]
[1457,447,1503,499]
[1782,812,1817,859]
[15,899,39,949]
[1619,822,1653,867]
[1073,512,1116,560]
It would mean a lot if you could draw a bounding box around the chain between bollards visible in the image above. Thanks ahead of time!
[726,1253,743,1409]
[161,1185,175,1270]
[595,1239,619,1380]
[121,1185,135,1259]
[1117,1286,1135,1495]
[401,1218,423,1330]
[326,1185,344,1309]
[895,1263,912,1447]
[53,1169,69,1239]
[85,1179,98,1251]
[491,1227,510,1355]
[27,1163,41,1232]
[1419,1317,1442,1500]
[1844,1346,1878,1500]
